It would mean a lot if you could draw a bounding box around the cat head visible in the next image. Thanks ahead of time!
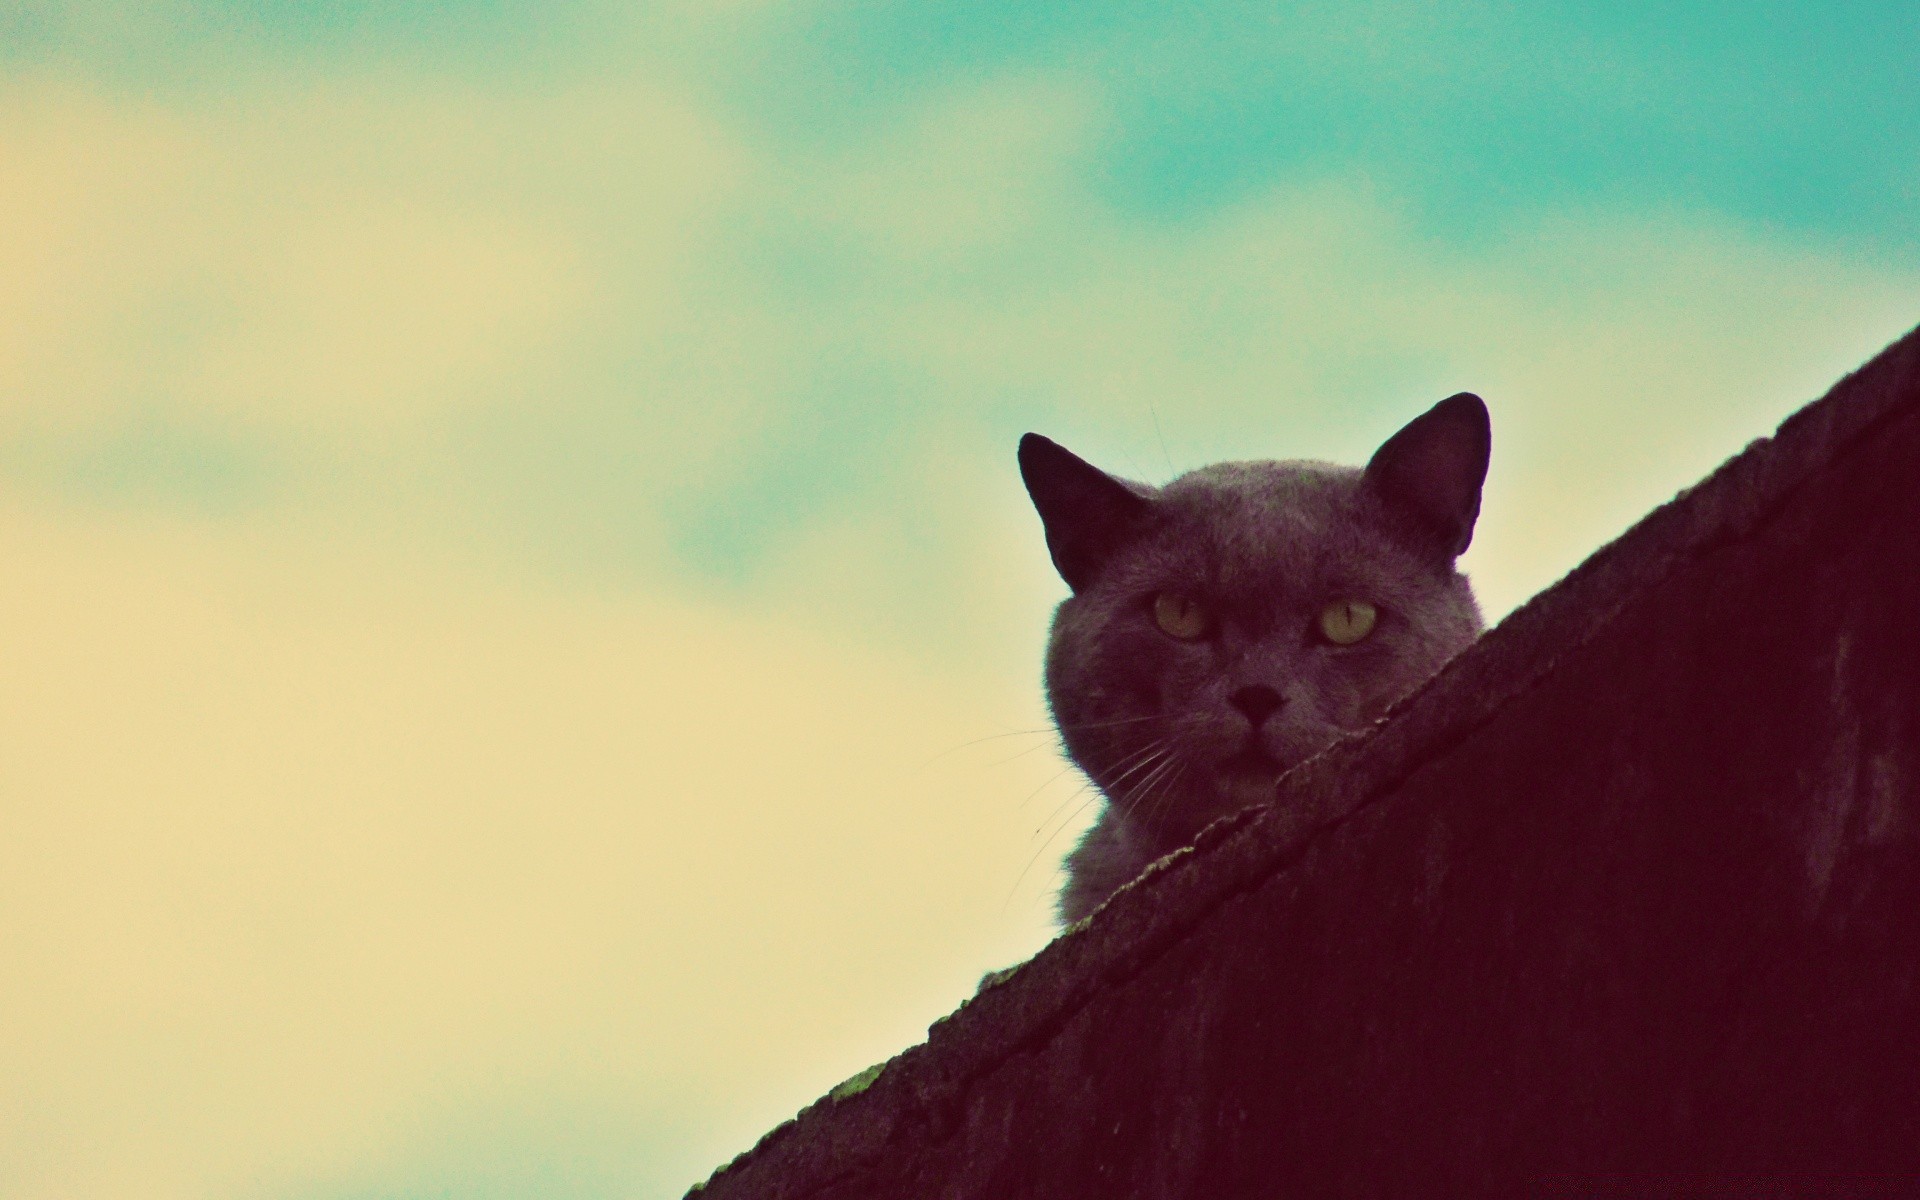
[1020,394,1490,841]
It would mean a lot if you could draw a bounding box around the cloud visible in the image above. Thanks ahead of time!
[756,2,1920,245]
[0,500,1070,1200]
[0,69,744,531]
[269,1085,698,1200]
[0,0,582,74]
[4,65,1915,632]
[3,17,1917,1200]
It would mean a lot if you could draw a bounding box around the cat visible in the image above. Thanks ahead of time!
[1019,393,1491,924]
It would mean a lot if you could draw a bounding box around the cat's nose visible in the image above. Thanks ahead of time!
[1229,685,1285,727]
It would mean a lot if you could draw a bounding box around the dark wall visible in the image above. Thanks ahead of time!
[695,326,1920,1198]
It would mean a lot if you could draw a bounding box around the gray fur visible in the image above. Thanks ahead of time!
[1020,394,1491,924]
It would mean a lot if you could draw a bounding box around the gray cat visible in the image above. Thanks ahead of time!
[1020,394,1491,924]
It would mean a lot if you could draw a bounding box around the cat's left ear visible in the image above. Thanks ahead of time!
[1364,392,1491,558]
[1019,434,1153,592]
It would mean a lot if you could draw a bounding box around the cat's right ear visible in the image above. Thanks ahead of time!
[1019,434,1152,592]
[1363,392,1491,560]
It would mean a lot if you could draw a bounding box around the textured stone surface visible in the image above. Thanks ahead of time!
[694,325,1920,1197]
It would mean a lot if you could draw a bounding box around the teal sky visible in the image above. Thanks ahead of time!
[6,3,1918,618]
[18,1,1917,243]
[763,2,1920,235]
[2,4,1917,1199]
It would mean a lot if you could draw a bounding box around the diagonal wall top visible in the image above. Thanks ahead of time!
[695,323,1920,1197]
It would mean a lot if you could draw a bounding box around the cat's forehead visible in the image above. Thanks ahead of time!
[1162,458,1356,521]
[1140,458,1417,597]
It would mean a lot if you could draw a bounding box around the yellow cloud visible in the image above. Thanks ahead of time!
[0,499,1069,1199]
[3,59,1917,1200]
[0,73,736,439]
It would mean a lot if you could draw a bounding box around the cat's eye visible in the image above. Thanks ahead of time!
[1319,599,1378,645]
[1152,592,1211,640]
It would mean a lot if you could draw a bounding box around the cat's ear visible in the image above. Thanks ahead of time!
[1019,434,1153,592]
[1363,392,1491,559]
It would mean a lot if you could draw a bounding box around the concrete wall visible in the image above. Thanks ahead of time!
[695,324,1920,1198]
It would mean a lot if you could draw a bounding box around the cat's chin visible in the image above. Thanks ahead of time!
[1220,773,1280,810]
[1215,754,1285,811]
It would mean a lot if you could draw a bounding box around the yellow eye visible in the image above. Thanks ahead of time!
[1319,599,1378,645]
[1152,592,1210,640]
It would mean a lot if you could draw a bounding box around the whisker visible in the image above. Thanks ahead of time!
[1006,743,1192,912]
[1014,761,1085,814]
[1032,767,1099,837]
[1034,737,1172,838]
[1055,713,1168,733]
[1030,742,1156,822]
[1100,741,1173,790]
[1029,741,1155,833]
[985,739,1058,769]
[1120,754,1180,819]
[1030,779,1097,849]
[999,717,1184,908]
[1007,782,1100,907]
[1134,759,1191,832]
[1022,745,1171,885]
[920,714,1163,774]
[913,726,1053,772]
[1009,780,1119,907]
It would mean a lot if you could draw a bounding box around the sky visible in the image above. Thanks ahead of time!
[2,3,1917,1197]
